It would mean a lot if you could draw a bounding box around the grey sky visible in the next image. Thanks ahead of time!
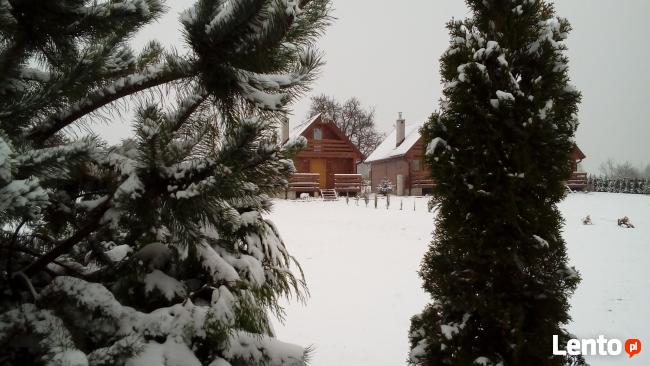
[97,0,650,173]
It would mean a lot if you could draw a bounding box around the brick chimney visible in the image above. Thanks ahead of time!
[396,112,405,147]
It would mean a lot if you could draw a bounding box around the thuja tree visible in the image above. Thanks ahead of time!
[0,0,330,365]
[409,1,583,365]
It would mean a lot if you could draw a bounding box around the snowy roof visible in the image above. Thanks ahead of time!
[286,113,321,142]
[365,121,425,163]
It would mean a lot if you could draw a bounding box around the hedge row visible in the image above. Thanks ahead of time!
[587,176,650,194]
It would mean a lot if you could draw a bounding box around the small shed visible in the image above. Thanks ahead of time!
[283,114,363,196]
[365,114,432,196]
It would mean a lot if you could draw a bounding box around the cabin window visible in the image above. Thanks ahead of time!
[411,159,421,171]
[313,128,322,140]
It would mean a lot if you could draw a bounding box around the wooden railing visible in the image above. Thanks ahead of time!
[567,172,588,190]
[300,139,357,157]
[334,174,363,194]
[411,172,435,188]
[289,173,320,193]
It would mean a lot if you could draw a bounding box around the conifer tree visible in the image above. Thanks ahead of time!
[409,1,583,365]
[0,0,330,365]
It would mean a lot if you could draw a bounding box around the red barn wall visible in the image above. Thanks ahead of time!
[370,159,409,191]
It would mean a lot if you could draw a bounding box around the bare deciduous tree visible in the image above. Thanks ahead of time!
[308,94,385,158]
[598,158,617,177]
[598,158,643,178]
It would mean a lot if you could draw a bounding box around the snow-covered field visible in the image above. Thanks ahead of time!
[269,193,650,366]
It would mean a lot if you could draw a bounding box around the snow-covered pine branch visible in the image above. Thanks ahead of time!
[1,0,330,364]
[28,60,194,143]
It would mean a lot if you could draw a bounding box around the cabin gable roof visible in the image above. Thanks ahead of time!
[286,114,321,142]
[365,121,425,163]
[285,114,363,160]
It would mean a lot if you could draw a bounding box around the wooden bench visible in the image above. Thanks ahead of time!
[567,172,587,191]
[289,173,320,194]
[334,174,363,194]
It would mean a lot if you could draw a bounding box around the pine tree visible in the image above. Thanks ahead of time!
[409,1,583,365]
[0,0,330,365]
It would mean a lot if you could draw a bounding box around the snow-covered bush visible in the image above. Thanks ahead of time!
[376,177,393,196]
[641,183,650,194]
[0,0,331,364]
[617,216,635,228]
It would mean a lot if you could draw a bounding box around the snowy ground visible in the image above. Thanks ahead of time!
[269,193,650,366]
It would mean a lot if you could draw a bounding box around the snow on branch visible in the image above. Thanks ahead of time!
[473,40,501,61]
[30,61,192,143]
[0,304,87,366]
[457,62,488,83]
[19,67,54,82]
[0,134,13,183]
[168,176,213,199]
[426,137,448,156]
[74,0,156,18]
[144,269,187,301]
[198,243,242,284]
[455,23,486,49]
[21,275,306,365]
[0,177,49,219]
[37,276,211,342]
[283,0,302,17]
[14,137,101,175]
[527,17,568,55]
[204,0,239,35]
[237,82,287,111]
[440,313,471,340]
[223,330,307,366]
[238,70,303,91]
[163,157,220,181]
[124,337,202,366]
[166,90,208,132]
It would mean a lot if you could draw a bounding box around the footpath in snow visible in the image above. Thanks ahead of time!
[269,193,650,366]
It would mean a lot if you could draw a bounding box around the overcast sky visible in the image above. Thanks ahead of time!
[98,0,650,173]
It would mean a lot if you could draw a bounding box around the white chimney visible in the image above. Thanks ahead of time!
[281,119,289,143]
[396,112,405,147]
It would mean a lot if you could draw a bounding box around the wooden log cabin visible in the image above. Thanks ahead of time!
[282,114,363,197]
[567,144,587,191]
[365,113,433,196]
[366,113,587,195]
